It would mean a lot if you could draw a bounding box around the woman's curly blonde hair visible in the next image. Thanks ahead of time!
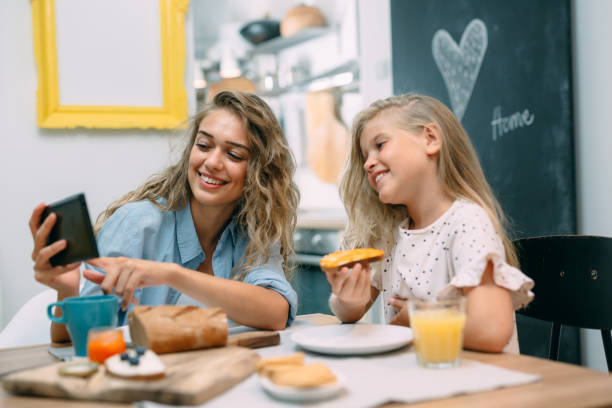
[95,91,300,279]
[339,93,518,267]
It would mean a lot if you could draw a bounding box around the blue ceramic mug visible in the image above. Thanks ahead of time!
[47,295,119,356]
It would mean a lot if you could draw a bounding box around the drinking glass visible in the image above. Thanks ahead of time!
[47,294,120,356]
[408,297,466,368]
[87,326,126,363]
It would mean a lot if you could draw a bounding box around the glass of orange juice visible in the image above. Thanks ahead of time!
[87,326,126,364]
[408,297,466,368]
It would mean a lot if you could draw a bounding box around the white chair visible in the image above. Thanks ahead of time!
[0,289,56,349]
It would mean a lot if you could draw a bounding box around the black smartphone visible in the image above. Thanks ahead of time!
[41,193,99,267]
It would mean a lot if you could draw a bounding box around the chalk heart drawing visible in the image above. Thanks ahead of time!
[432,18,488,121]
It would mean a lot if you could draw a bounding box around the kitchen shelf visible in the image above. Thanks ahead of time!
[251,27,331,55]
[297,215,346,230]
[257,60,359,97]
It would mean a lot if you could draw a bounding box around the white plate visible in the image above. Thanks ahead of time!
[259,372,345,402]
[291,324,413,355]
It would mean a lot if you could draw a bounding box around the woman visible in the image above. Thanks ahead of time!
[30,91,300,343]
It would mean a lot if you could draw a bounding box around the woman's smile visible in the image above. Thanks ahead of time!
[198,171,227,187]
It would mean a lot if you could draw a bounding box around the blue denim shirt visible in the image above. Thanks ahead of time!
[81,200,297,326]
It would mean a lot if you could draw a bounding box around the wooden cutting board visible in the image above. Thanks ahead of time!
[305,91,350,184]
[2,331,279,406]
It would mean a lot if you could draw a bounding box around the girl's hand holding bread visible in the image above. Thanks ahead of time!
[320,249,384,322]
[324,263,371,308]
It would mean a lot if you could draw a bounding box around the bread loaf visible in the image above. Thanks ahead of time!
[128,306,228,354]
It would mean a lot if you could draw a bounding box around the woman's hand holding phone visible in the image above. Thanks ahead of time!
[29,203,81,297]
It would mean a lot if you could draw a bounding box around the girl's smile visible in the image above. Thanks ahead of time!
[373,170,388,186]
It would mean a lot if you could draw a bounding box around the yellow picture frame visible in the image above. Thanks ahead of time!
[31,0,189,129]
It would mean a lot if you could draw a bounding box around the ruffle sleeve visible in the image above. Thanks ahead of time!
[438,251,534,310]
[436,203,534,310]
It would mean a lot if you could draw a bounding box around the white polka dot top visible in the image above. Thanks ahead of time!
[371,198,534,353]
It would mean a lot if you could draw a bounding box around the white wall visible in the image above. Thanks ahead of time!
[0,1,194,328]
[573,0,612,373]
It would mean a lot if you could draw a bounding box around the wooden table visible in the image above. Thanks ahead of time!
[1,314,611,407]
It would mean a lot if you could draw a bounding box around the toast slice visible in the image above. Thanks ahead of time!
[319,248,384,272]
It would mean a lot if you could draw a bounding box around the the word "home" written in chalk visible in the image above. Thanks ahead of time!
[490,106,535,141]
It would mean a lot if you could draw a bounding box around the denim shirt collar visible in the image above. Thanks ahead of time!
[176,201,239,265]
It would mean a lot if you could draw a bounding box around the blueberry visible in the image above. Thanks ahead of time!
[128,355,140,366]
[135,346,146,356]
[120,352,129,361]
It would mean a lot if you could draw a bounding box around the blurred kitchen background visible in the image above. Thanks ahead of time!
[1,0,611,373]
[187,0,390,322]
[192,0,387,219]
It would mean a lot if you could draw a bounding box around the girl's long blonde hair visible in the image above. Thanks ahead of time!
[339,93,518,267]
[95,91,300,279]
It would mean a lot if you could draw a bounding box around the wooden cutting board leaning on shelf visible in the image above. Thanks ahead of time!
[305,91,350,184]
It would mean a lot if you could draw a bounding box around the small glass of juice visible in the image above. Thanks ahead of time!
[87,326,126,364]
[408,297,466,368]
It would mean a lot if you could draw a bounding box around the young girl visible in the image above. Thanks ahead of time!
[324,93,534,353]
[30,91,300,343]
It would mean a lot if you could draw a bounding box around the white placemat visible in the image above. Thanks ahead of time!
[137,319,540,408]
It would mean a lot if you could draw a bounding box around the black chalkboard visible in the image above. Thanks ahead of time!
[390,0,576,239]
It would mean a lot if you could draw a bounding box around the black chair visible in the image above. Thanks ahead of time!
[514,235,612,371]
